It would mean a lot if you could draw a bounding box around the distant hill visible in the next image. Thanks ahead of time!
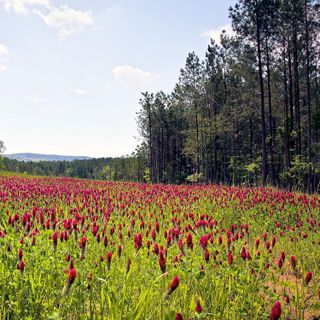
[3,153,92,162]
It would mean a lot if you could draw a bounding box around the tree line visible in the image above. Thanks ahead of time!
[0,155,148,181]
[136,0,320,192]
[1,0,320,192]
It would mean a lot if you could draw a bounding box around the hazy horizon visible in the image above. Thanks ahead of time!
[3,151,91,157]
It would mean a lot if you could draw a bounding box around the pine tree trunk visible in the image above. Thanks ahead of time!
[305,0,313,192]
[266,36,275,183]
[293,26,301,155]
[282,35,291,176]
[256,5,268,186]
[288,46,295,157]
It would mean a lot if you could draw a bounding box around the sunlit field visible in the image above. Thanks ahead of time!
[0,175,319,319]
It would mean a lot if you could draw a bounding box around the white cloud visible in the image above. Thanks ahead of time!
[0,43,8,71]
[105,82,112,90]
[1,0,49,14]
[201,24,235,45]
[1,1,93,39]
[35,5,93,39]
[69,87,87,96]
[0,44,8,55]
[0,63,7,71]
[113,64,159,87]
[25,94,41,103]
[106,6,123,15]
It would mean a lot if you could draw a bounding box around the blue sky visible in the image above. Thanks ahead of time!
[0,0,236,157]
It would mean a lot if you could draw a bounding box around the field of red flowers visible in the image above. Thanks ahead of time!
[0,175,319,319]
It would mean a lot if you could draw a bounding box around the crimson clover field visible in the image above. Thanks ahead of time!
[0,175,319,319]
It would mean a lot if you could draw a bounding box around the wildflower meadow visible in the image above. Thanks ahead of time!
[0,175,319,319]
